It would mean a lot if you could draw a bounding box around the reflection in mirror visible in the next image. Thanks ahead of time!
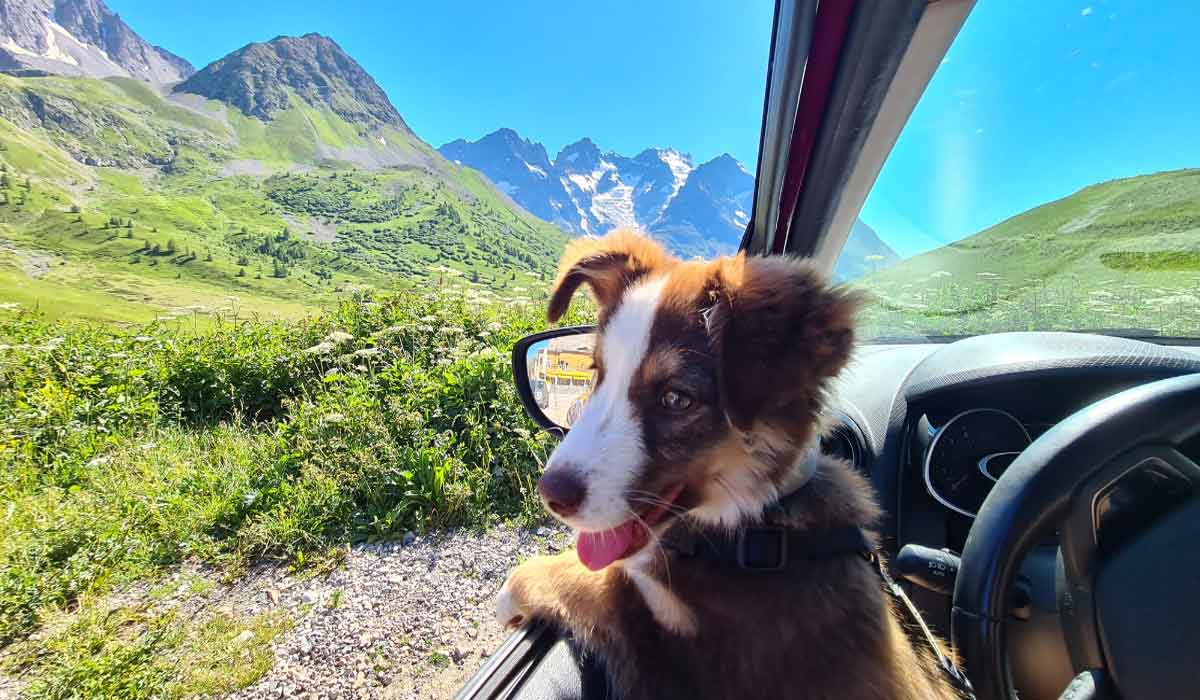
[525,333,597,429]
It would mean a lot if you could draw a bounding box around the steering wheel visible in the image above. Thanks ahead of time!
[952,373,1200,700]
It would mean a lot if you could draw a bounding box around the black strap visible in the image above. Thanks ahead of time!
[661,524,872,571]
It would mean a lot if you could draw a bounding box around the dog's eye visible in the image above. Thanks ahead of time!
[660,390,693,411]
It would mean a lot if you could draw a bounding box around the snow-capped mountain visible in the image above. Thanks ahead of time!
[439,128,898,276]
[440,129,748,258]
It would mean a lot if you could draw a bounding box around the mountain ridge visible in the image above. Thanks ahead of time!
[441,127,899,276]
[440,128,753,258]
[0,0,193,83]
[176,33,406,131]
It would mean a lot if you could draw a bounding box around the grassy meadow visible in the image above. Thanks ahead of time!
[0,286,594,698]
[0,73,566,324]
[855,169,1200,339]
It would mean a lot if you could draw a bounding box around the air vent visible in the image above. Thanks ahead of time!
[820,417,868,473]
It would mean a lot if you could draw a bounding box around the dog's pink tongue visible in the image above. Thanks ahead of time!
[576,521,641,571]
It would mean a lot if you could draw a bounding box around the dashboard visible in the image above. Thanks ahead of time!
[824,331,1200,700]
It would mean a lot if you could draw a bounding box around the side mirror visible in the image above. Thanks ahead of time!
[512,326,598,434]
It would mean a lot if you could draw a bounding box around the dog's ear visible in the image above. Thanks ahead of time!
[707,255,862,432]
[547,229,674,323]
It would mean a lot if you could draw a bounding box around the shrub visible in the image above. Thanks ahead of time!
[0,288,590,646]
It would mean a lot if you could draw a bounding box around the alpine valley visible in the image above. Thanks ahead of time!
[0,0,896,324]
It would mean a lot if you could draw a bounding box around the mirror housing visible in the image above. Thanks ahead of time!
[511,326,598,434]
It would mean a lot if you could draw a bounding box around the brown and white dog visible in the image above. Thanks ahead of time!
[497,230,964,700]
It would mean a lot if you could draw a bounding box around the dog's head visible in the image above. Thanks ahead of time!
[538,229,860,570]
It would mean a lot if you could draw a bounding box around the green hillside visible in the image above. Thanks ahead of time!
[857,169,1200,338]
[0,73,566,323]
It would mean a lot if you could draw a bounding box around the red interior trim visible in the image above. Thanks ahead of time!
[772,0,857,255]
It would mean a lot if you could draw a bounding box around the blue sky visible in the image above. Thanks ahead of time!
[863,0,1200,255]
[107,0,773,166]
[110,1,1199,258]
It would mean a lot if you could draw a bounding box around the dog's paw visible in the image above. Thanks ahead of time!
[495,574,527,629]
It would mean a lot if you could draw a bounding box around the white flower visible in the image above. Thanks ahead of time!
[352,348,382,358]
[304,341,336,355]
[325,331,354,345]
[322,412,346,425]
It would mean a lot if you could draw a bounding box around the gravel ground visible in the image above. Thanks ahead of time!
[230,525,571,700]
[0,525,571,700]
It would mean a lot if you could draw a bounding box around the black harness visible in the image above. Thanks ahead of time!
[662,520,976,699]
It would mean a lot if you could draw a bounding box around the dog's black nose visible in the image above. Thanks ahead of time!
[538,468,587,518]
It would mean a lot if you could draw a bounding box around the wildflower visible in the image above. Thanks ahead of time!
[486,321,503,332]
[304,341,336,355]
[133,335,154,342]
[322,412,346,425]
[352,348,382,358]
[325,330,354,345]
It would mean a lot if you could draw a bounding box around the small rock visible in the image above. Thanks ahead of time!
[402,531,416,546]
[302,590,321,605]
[232,630,255,645]
[535,527,551,537]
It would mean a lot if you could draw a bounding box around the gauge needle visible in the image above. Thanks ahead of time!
[950,474,969,490]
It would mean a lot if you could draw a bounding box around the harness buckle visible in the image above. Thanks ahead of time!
[737,526,788,571]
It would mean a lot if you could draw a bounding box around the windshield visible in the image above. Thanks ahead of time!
[840,1,1200,340]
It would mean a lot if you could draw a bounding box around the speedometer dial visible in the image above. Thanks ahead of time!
[924,409,1031,518]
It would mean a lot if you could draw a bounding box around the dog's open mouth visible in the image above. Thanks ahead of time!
[575,484,685,571]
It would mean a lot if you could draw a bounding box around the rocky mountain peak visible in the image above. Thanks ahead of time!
[554,138,602,171]
[174,33,406,130]
[0,0,193,83]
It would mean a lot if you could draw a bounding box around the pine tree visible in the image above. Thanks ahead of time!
[205,250,213,262]
[166,239,177,254]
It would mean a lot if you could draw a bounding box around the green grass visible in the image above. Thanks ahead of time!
[6,599,291,700]
[0,73,567,324]
[0,289,592,685]
[856,169,1200,338]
